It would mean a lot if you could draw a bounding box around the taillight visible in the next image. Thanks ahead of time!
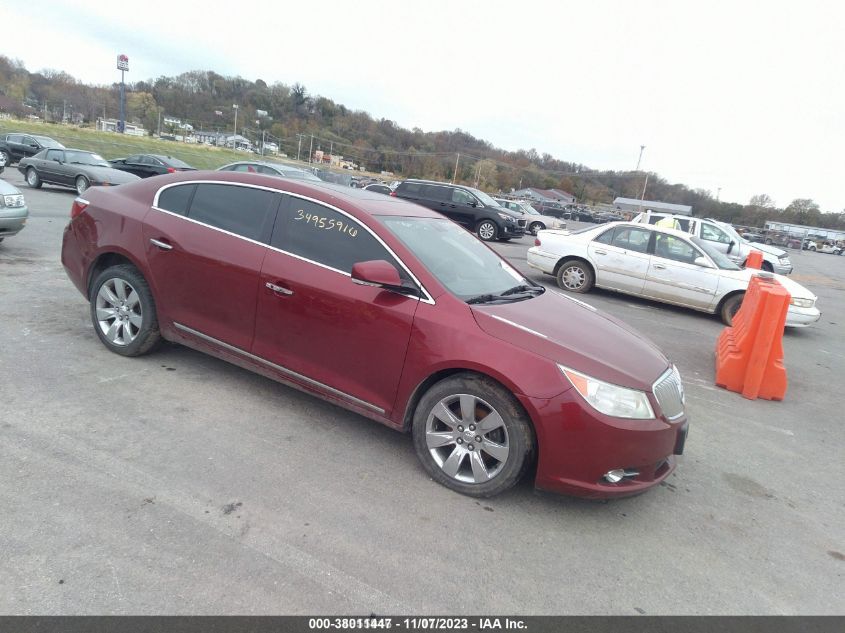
[167,167,176,173]
[71,197,89,219]
[534,237,541,246]
[389,191,396,196]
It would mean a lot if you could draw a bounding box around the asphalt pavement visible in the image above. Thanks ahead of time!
[1,169,843,615]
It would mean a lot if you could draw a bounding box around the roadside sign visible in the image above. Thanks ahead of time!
[117,54,129,72]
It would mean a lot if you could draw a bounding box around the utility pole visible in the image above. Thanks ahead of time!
[716,187,722,202]
[452,153,460,183]
[638,173,650,213]
[116,54,129,133]
[232,104,239,148]
[297,134,303,161]
[308,135,314,163]
[157,109,162,136]
[635,144,646,171]
[262,130,266,157]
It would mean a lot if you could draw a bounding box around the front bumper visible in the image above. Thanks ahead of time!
[502,222,525,237]
[0,206,29,237]
[785,305,821,328]
[520,388,688,499]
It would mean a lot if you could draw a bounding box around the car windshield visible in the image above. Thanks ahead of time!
[466,186,501,208]
[380,216,541,301]
[691,236,741,270]
[715,221,745,244]
[65,151,109,167]
[34,136,64,149]
[518,202,540,215]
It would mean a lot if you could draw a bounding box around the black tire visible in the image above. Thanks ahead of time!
[556,259,594,293]
[412,373,534,498]
[75,175,90,195]
[765,238,773,245]
[476,220,498,241]
[529,221,544,235]
[761,261,774,273]
[26,167,42,188]
[89,264,161,357]
[720,293,745,326]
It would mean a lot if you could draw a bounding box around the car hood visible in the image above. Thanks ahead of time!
[79,166,141,184]
[471,290,669,391]
[746,241,786,258]
[719,268,816,300]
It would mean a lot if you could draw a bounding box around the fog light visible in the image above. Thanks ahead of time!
[604,469,625,483]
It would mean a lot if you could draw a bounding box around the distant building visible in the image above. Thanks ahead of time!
[764,221,845,241]
[97,118,146,137]
[512,187,576,204]
[613,197,692,216]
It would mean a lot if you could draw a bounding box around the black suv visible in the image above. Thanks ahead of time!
[0,133,65,166]
[392,179,525,241]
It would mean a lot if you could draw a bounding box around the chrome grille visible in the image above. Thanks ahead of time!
[653,366,685,420]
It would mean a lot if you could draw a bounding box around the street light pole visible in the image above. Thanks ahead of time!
[232,104,239,148]
[635,145,645,171]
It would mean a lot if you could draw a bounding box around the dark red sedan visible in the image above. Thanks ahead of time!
[61,171,688,498]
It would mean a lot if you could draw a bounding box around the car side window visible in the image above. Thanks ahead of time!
[46,149,64,162]
[653,233,699,264]
[187,184,278,242]
[424,185,451,201]
[157,184,196,216]
[22,135,36,146]
[7,134,22,143]
[257,165,280,175]
[400,182,422,195]
[594,228,614,245]
[700,223,730,243]
[452,189,475,205]
[273,198,408,279]
[611,227,651,253]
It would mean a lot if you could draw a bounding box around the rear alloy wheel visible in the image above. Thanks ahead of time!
[75,176,90,195]
[529,221,544,235]
[412,373,534,497]
[556,260,594,293]
[26,167,42,188]
[720,293,745,326]
[476,220,498,241]
[90,264,161,357]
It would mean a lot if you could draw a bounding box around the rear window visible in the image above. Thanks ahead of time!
[157,184,196,216]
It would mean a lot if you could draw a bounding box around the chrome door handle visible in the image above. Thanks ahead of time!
[653,264,666,269]
[594,249,607,255]
[149,238,173,250]
[265,282,294,296]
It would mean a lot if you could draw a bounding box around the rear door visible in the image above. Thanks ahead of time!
[643,232,721,309]
[588,225,652,293]
[143,182,279,350]
[253,196,418,415]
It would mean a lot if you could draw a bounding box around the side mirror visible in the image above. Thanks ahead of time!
[693,256,712,268]
[351,260,404,291]
[727,240,735,254]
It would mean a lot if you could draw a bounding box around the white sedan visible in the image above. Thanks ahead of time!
[527,222,821,327]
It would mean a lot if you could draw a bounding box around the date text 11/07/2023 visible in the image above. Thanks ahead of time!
[308,617,527,630]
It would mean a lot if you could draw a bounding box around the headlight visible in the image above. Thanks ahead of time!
[497,213,514,222]
[558,364,655,419]
[790,297,815,308]
[779,257,790,263]
[2,194,24,208]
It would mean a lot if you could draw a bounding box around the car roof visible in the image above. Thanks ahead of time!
[610,221,694,239]
[135,170,446,219]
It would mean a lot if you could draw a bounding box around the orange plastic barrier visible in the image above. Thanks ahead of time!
[745,250,763,269]
[715,274,789,400]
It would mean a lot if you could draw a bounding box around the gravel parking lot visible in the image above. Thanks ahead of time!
[1,170,843,615]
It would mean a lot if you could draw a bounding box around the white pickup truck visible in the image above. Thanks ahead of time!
[632,212,793,275]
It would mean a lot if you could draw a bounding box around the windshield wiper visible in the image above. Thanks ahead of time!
[466,285,544,305]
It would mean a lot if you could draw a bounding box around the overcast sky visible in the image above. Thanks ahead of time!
[4,0,843,211]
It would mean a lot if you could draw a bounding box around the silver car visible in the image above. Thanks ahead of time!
[0,179,29,243]
[528,222,821,327]
[493,198,566,235]
[217,160,323,182]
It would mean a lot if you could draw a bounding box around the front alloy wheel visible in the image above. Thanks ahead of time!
[476,220,497,241]
[412,373,534,497]
[76,176,90,195]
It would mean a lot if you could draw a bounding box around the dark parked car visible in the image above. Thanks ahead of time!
[0,133,65,166]
[217,161,322,182]
[18,148,140,194]
[392,179,525,241]
[61,170,687,499]
[109,154,196,178]
[363,183,392,195]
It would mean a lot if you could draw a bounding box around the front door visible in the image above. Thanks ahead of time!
[643,232,721,309]
[252,195,418,415]
[142,182,279,350]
